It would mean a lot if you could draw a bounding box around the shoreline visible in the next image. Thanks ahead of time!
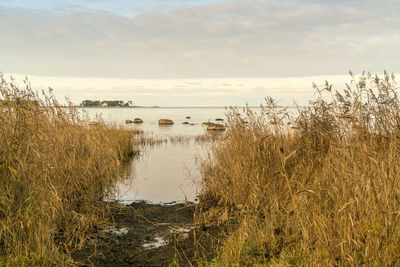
[71,201,228,266]
[73,105,304,109]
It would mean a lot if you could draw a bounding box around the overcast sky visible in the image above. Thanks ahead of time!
[1,0,399,106]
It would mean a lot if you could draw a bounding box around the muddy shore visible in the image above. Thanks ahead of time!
[71,201,226,266]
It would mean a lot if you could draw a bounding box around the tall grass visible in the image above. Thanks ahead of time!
[0,74,137,266]
[198,72,400,266]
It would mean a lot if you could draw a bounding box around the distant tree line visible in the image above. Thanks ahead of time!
[80,100,133,107]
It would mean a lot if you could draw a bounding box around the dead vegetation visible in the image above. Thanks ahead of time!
[0,75,138,266]
[197,72,400,266]
[133,132,222,148]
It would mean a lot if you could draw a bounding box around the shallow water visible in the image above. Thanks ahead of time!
[112,141,205,203]
[82,107,229,203]
[83,107,295,203]
[82,107,231,136]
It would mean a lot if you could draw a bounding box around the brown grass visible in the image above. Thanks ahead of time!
[197,72,400,266]
[0,75,137,266]
[133,132,222,148]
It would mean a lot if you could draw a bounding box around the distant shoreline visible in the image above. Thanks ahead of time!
[73,105,305,109]
[74,106,161,108]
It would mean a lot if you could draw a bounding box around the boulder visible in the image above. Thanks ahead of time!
[125,119,133,123]
[206,123,226,131]
[158,119,174,125]
[215,118,224,121]
[134,118,143,123]
[186,116,191,119]
[182,121,189,124]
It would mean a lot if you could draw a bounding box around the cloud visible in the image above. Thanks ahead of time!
[0,0,399,79]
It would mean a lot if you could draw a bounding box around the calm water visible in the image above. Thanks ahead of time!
[82,107,299,203]
[83,107,232,203]
[82,107,231,136]
[112,143,204,203]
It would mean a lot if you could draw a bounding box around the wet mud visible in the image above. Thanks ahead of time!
[71,201,225,266]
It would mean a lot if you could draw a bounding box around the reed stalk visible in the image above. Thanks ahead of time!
[198,72,400,266]
[0,74,137,266]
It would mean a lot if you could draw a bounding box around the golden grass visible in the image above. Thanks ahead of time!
[0,75,137,266]
[133,132,222,148]
[197,72,400,266]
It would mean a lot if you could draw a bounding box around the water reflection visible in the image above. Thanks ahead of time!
[84,107,282,203]
[112,140,207,203]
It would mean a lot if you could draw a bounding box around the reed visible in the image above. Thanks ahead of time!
[197,72,400,266]
[133,132,221,148]
[0,74,137,266]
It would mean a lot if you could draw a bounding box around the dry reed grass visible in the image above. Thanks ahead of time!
[0,74,137,266]
[133,132,221,148]
[197,72,400,266]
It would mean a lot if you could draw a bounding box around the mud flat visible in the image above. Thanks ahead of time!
[71,201,228,266]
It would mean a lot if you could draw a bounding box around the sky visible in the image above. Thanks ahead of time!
[1,0,399,106]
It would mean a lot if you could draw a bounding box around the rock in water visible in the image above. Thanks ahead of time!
[125,120,133,123]
[134,118,143,123]
[158,119,174,125]
[206,123,226,131]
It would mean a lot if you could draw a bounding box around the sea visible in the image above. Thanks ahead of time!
[81,106,294,203]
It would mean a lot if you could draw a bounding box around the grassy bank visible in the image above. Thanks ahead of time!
[198,72,400,266]
[0,75,137,266]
